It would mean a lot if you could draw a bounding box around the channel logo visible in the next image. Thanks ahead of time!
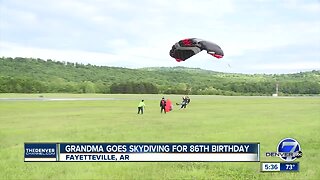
[266,138,302,162]
[24,143,57,161]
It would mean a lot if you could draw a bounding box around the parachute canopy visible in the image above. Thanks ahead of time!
[169,38,224,62]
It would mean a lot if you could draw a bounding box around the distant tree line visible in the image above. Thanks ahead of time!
[0,76,109,93]
[110,82,158,94]
[0,57,319,95]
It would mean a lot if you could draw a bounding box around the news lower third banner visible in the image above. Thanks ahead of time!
[25,143,260,162]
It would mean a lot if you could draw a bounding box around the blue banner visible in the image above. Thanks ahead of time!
[59,143,259,153]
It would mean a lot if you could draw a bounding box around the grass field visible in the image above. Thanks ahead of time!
[0,94,319,179]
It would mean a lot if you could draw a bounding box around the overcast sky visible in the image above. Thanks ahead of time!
[0,0,319,74]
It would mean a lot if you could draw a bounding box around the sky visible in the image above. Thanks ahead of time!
[0,0,319,74]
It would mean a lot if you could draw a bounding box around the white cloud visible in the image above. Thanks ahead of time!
[250,62,320,72]
[0,4,38,27]
[0,42,120,65]
[0,0,319,73]
[282,0,320,13]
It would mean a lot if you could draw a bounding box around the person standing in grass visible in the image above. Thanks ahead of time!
[137,100,146,114]
[160,97,166,113]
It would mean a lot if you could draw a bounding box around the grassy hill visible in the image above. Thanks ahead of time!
[0,57,319,95]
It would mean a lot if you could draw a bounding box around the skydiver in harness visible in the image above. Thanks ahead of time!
[177,96,189,109]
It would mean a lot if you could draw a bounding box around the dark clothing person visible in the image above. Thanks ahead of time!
[180,96,188,109]
[160,98,166,113]
[184,96,191,108]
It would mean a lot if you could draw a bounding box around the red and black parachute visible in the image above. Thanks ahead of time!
[169,38,224,62]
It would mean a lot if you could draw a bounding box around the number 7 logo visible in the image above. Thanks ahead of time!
[278,138,301,162]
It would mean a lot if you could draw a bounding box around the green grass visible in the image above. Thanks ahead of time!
[0,94,319,179]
